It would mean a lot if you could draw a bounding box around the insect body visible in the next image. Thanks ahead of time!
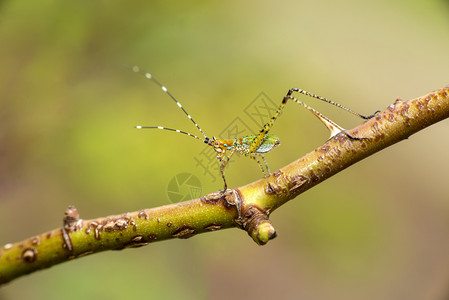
[133,66,377,193]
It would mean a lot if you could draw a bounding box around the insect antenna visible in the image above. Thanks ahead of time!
[132,65,209,139]
[135,125,209,144]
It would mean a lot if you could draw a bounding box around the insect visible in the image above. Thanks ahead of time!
[133,66,377,193]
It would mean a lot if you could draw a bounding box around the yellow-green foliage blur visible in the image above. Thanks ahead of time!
[1,1,449,299]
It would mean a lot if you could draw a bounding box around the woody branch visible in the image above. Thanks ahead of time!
[0,85,448,285]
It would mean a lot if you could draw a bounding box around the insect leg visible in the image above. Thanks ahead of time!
[245,154,270,175]
[285,95,367,140]
[287,89,379,119]
[261,155,271,174]
[248,97,288,153]
[219,150,235,192]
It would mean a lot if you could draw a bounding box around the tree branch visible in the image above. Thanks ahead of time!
[1,85,448,285]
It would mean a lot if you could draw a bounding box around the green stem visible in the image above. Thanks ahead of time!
[1,85,448,285]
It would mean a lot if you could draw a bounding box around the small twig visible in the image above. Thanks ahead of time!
[0,85,448,285]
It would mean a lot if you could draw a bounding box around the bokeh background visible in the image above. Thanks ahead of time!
[1,1,449,299]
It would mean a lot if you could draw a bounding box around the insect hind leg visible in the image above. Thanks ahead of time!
[285,95,367,140]
[246,154,271,176]
[287,88,378,120]
[260,155,271,174]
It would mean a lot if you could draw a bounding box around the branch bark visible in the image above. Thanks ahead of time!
[1,85,448,285]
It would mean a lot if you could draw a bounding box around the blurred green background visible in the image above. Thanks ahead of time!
[1,0,449,299]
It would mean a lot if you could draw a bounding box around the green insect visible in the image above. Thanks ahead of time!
[133,66,376,193]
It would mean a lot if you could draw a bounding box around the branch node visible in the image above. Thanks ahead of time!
[237,206,277,245]
[62,206,83,253]
[201,189,242,217]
